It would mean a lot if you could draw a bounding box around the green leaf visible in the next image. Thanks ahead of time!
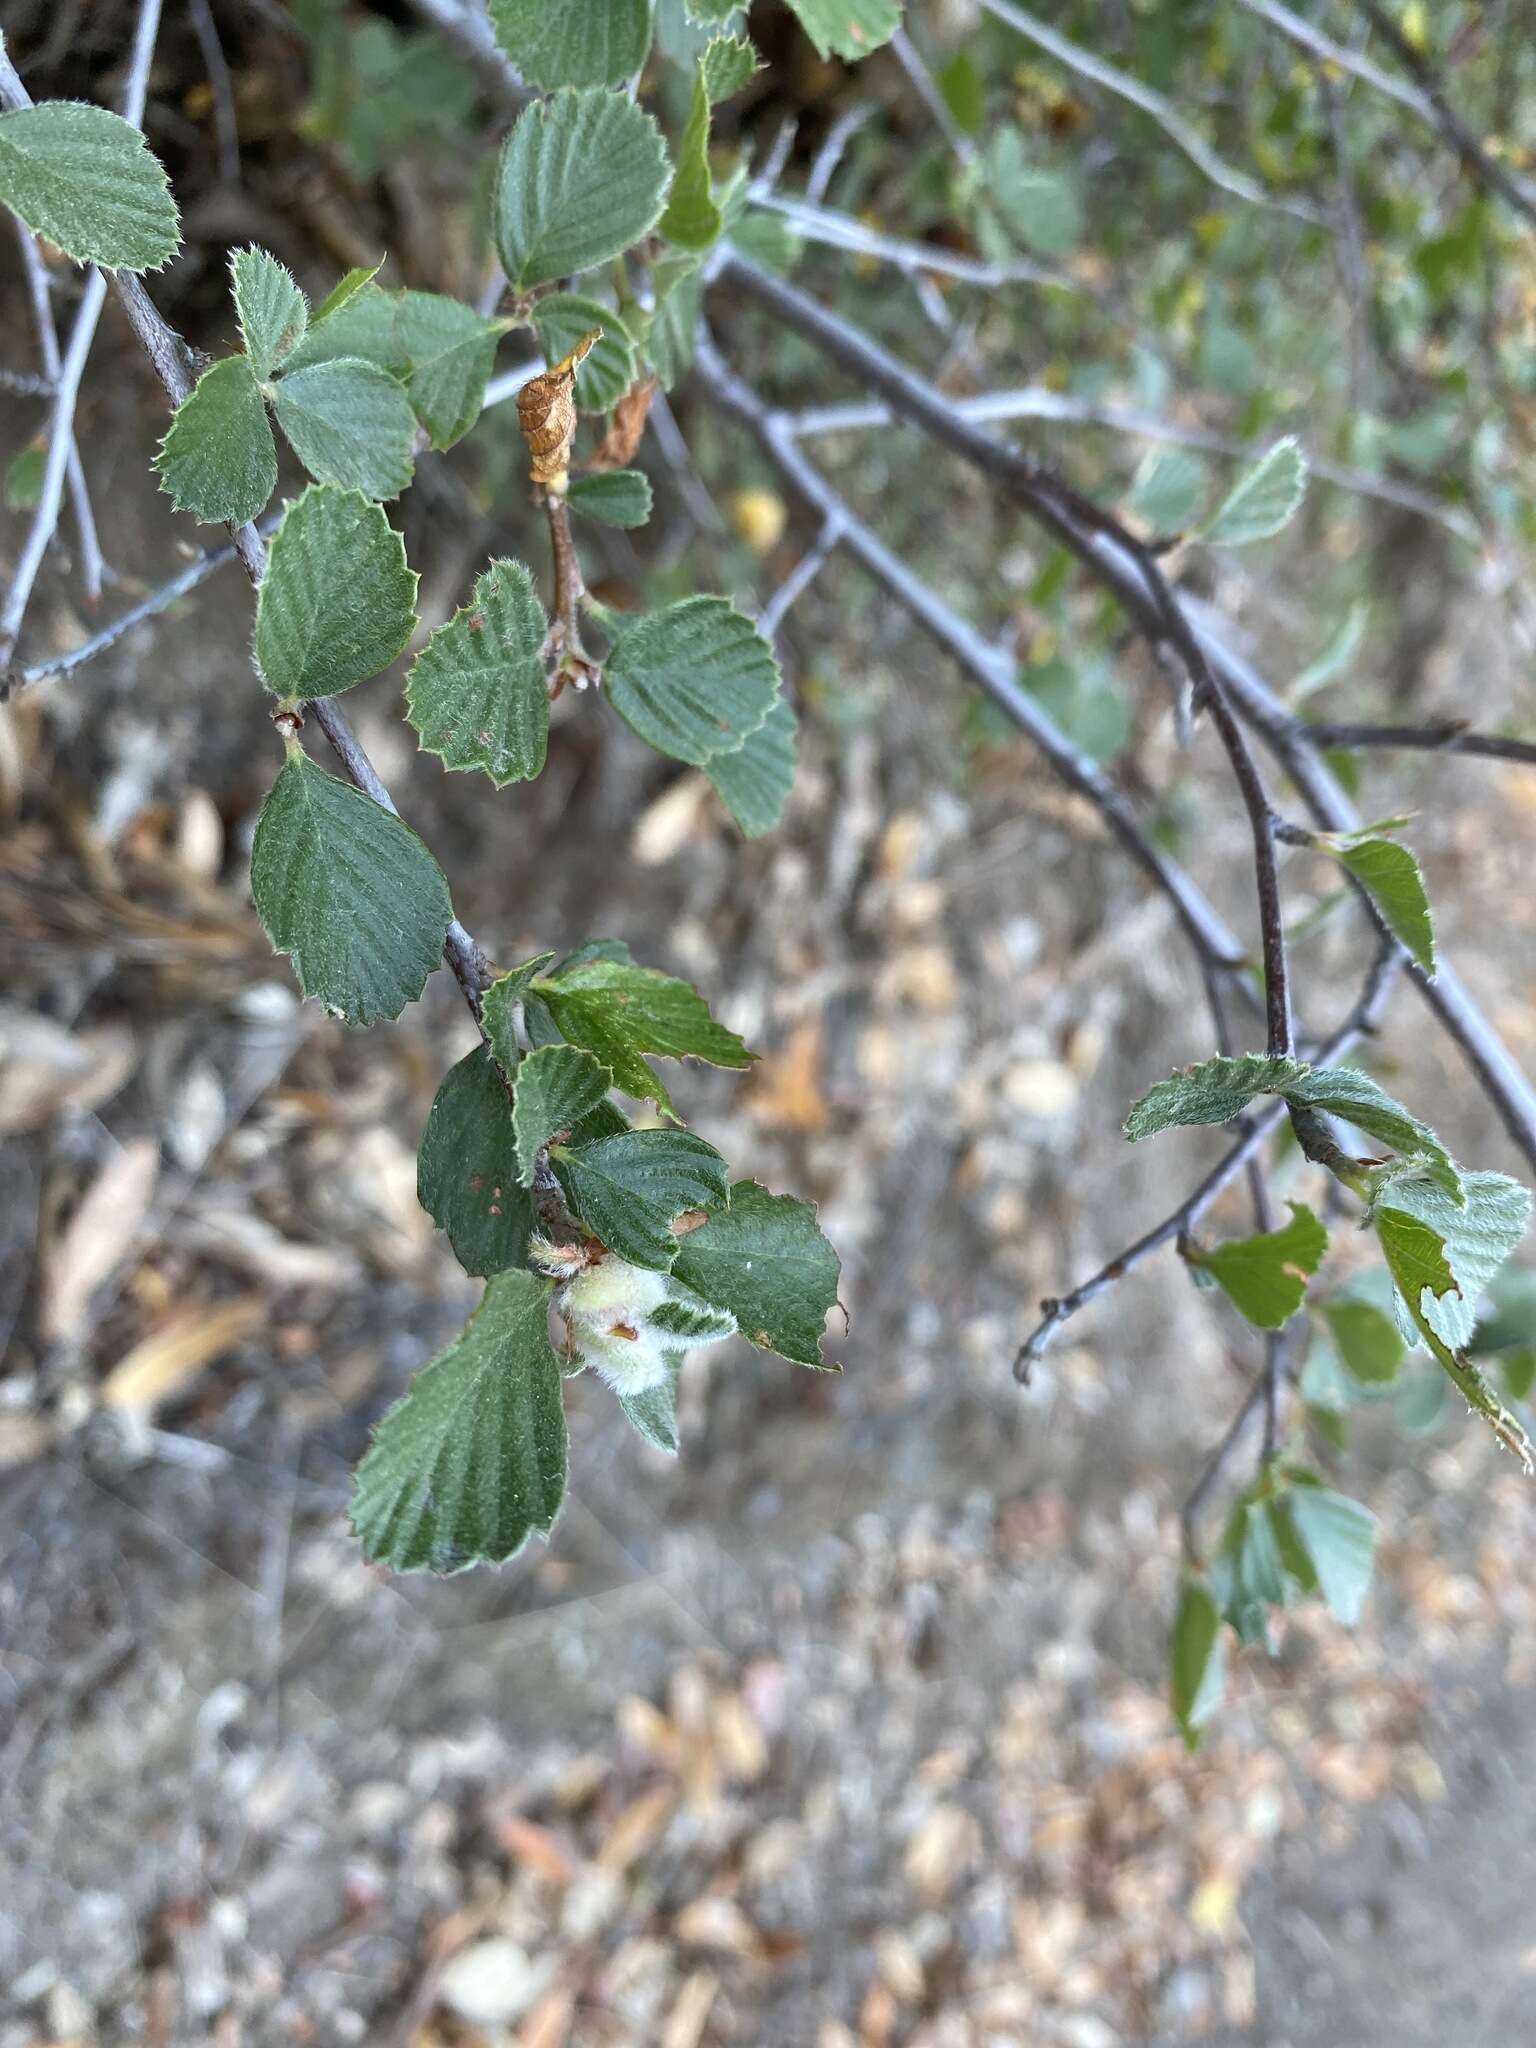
[154,354,277,526]
[705,693,797,837]
[982,127,1081,257]
[417,1044,535,1276]
[784,0,901,62]
[659,61,721,253]
[393,290,503,450]
[1124,1053,1305,1141]
[281,278,405,377]
[1330,836,1437,977]
[254,483,418,703]
[494,88,671,292]
[232,245,307,381]
[1202,438,1308,547]
[481,952,557,1076]
[1376,1172,1534,1464]
[648,1286,737,1341]
[619,1370,680,1453]
[670,1181,839,1366]
[405,560,549,786]
[1287,1065,1461,1201]
[1193,1202,1327,1330]
[489,0,652,88]
[1378,1171,1533,1358]
[0,101,179,270]
[1127,446,1208,532]
[250,749,452,1025]
[567,469,652,529]
[511,1044,612,1187]
[702,33,759,101]
[534,957,753,1119]
[270,356,417,500]
[350,1269,567,1572]
[1324,1299,1406,1385]
[1170,1575,1225,1749]
[552,1128,731,1269]
[531,295,636,414]
[1293,602,1369,704]
[605,596,779,768]
[4,444,44,511]
[642,255,704,386]
[1284,1485,1377,1626]
[308,260,386,329]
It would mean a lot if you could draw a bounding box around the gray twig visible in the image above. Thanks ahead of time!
[188,0,241,183]
[12,226,103,604]
[693,328,1250,982]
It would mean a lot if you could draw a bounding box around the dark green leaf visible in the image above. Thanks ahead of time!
[659,61,721,252]
[154,354,277,526]
[619,1371,680,1453]
[1194,1202,1327,1330]
[270,355,417,500]
[481,952,557,1078]
[1124,1053,1305,1141]
[350,1269,567,1572]
[489,0,652,88]
[250,749,452,1025]
[784,0,900,62]
[705,693,797,837]
[1288,1065,1461,1201]
[254,483,418,703]
[567,469,652,528]
[1170,1575,1225,1749]
[552,1128,731,1269]
[232,245,307,380]
[1332,836,1437,977]
[670,1181,839,1367]
[393,290,503,449]
[605,595,779,767]
[405,559,549,786]
[0,101,179,270]
[417,1044,534,1276]
[494,88,671,291]
[534,957,753,1119]
[512,1044,612,1186]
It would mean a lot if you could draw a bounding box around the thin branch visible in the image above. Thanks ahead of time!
[711,251,1536,1172]
[1354,0,1536,232]
[1181,595,1536,1168]
[784,389,1477,541]
[979,0,1324,224]
[0,29,491,1024]
[716,254,1295,1062]
[756,515,843,643]
[1300,719,1536,766]
[692,328,1250,983]
[890,28,976,168]
[188,0,241,184]
[749,193,1078,292]
[119,0,162,126]
[1182,1370,1266,1562]
[0,269,107,669]
[5,521,282,698]
[14,225,104,604]
[805,100,876,204]
[1015,944,1402,1379]
[1236,0,1432,120]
